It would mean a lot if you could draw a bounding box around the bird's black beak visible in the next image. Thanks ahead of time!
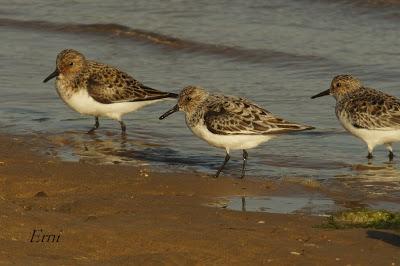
[159,104,179,120]
[311,89,330,99]
[43,69,59,83]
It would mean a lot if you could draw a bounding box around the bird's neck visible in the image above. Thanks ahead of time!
[185,106,204,128]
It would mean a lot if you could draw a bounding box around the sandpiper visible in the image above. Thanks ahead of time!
[311,74,400,160]
[43,49,178,134]
[159,86,314,178]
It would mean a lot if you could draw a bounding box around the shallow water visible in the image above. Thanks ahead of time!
[209,195,400,215]
[210,195,341,216]
[1,1,400,199]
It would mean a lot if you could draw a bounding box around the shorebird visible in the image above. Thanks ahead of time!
[311,74,400,160]
[43,49,177,134]
[159,86,314,178]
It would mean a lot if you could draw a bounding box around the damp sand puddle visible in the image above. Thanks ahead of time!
[209,195,400,216]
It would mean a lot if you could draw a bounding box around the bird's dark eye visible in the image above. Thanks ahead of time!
[187,96,192,101]
[69,62,74,66]
[336,83,341,87]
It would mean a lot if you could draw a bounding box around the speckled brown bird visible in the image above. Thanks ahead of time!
[43,49,177,134]
[312,74,400,160]
[160,86,314,178]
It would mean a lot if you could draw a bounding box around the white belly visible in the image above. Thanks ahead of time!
[57,87,162,121]
[339,116,400,147]
[189,124,274,152]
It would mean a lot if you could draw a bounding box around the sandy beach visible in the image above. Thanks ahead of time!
[0,134,398,265]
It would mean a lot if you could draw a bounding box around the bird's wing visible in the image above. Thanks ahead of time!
[204,95,313,135]
[337,88,400,130]
[86,62,177,104]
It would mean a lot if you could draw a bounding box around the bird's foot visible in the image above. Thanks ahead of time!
[87,128,97,134]
[240,171,245,179]
[88,117,100,134]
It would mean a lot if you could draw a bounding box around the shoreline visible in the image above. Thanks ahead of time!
[0,134,399,264]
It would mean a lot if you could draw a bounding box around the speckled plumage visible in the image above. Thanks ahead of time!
[312,74,400,160]
[160,86,314,178]
[187,91,312,135]
[44,49,177,134]
[336,87,400,130]
[82,61,175,103]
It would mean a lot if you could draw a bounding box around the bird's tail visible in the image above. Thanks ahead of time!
[298,124,315,131]
[264,121,315,134]
[166,92,179,98]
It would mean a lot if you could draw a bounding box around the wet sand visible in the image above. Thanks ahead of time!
[0,134,399,265]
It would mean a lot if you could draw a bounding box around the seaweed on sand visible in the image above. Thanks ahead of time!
[320,209,400,230]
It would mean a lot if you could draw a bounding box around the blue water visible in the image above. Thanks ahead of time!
[1,0,400,198]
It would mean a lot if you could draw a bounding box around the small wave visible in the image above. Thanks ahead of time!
[313,0,400,7]
[350,0,400,6]
[0,18,328,65]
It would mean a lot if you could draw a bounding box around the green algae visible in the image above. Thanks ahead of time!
[321,209,400,229]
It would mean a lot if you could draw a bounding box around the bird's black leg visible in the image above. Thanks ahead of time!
[87,116,99,134]
[119,121,127,135]
[241,149,248,179]
[241,196,246,212]
[389,151,394,161]
[386,144,394,161]
[215,153,230,178]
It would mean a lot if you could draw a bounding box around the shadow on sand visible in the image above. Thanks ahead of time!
[366,230,400,247]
